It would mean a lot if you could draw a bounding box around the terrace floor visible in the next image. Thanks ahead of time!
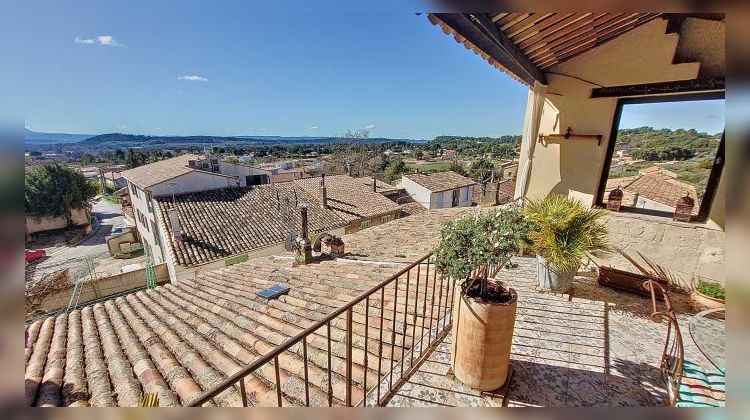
[383,256,722,407]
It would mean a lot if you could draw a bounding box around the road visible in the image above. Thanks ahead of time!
[28,198,125,281]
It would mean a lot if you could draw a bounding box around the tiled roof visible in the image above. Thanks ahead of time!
[403,171,476,193]
[340,207,478,263]
[355,177,399,195]
[624,173,698,211]
[120,155,230,189]
[294,175,400,223]
[271,170,309,184]
[606,173,698,213]
[24,256,442,406]
[154,184,346,267]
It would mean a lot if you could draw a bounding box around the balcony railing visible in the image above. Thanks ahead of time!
[187,253,503,407]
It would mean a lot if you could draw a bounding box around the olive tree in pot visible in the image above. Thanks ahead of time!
[434,208,531,391]
[522,194,610,293]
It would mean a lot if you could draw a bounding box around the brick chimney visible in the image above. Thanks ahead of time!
[320,174,328,209]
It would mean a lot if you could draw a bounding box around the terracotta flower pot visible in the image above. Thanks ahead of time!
[536,255,576,293]
[691,290,725,310]
[597,266,669,299]
[450,282,517,391]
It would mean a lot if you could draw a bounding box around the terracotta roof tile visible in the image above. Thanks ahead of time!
[340,207,478,263]
[355,177,399,195]
[155,184,347,267]
[606,173,699,214]
[403,171,476,193]
[120,154,201,188]
[294,175,400,223]
[24,256,447,406]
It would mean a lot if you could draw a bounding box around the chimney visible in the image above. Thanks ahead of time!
[296,206,313,264]
[631,192,640,207]
[320,174,328,209]
[372,177,377,192]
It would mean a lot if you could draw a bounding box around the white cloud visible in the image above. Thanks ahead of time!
[308,126,318,130]
[154,127,161,130]
[365,124,375,130]
[117,125,128,129]
[75,35,126,47]
[178,75,208,82]
[74,37,95,44]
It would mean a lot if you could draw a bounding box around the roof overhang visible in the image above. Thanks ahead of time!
[428,13,697,87]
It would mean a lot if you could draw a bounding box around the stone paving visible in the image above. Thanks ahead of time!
[385,256,723,407]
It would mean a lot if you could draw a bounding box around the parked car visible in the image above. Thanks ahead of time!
[25,249,46,263]
[110,224,127,235]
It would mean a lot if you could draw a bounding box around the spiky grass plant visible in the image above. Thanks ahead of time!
[522,194,610,273]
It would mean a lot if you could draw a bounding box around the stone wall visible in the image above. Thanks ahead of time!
[593,212,724,287]
[33,263,170,313]
[25,207,91,235]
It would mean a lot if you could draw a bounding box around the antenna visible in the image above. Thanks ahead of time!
[167,181,178,204]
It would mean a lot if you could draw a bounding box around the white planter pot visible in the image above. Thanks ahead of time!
[536,255,576,293]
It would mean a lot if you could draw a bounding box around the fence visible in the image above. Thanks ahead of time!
[188,253,459,407]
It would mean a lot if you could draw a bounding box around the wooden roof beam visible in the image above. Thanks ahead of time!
[590,78,725,98]
[433,13,547,86]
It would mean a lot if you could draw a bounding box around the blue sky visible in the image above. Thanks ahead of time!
[619,99,725,135]
[24,5,528,139]
[23,2,725,139]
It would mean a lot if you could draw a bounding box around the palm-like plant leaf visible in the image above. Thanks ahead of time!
[523,194,610,272]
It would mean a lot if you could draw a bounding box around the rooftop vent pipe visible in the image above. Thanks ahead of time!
[320,174,328,209]
[373,177,377,192]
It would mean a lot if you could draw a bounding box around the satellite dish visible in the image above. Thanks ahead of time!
[283,231,299,252]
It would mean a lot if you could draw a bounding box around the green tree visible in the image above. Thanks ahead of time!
[81,154,96,165]
[384,157,407,183]
[125,148,142,168]
[468,158,496,181]
[25,163,97,217]
[449,160,467,176]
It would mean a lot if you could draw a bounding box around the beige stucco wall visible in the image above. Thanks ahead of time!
[26,207,91,235]
[517,18,724,225]
[593,212,724,287]
[32,263,170,313]
[105,230,139,254]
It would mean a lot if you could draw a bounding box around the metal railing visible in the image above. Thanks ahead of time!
[187,252,457,407]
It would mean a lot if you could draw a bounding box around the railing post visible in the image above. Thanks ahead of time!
[327,321,333,407]
[345,307,353,406]
[274,355,282,407]
[390,277,399,387]
[363,297,369,406]
[377,286,385,406]
[410,262,420,365]
[401,270,410,378]
[303,337,310,407]
[239,378,248,407]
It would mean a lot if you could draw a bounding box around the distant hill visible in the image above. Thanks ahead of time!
[615,126,722,161]
[24,129,93,143]
[77,132,426,148]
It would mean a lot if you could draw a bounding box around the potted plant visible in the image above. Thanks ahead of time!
[434,208,530,391]
[691,281,725,309]
[522,194,610,293]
